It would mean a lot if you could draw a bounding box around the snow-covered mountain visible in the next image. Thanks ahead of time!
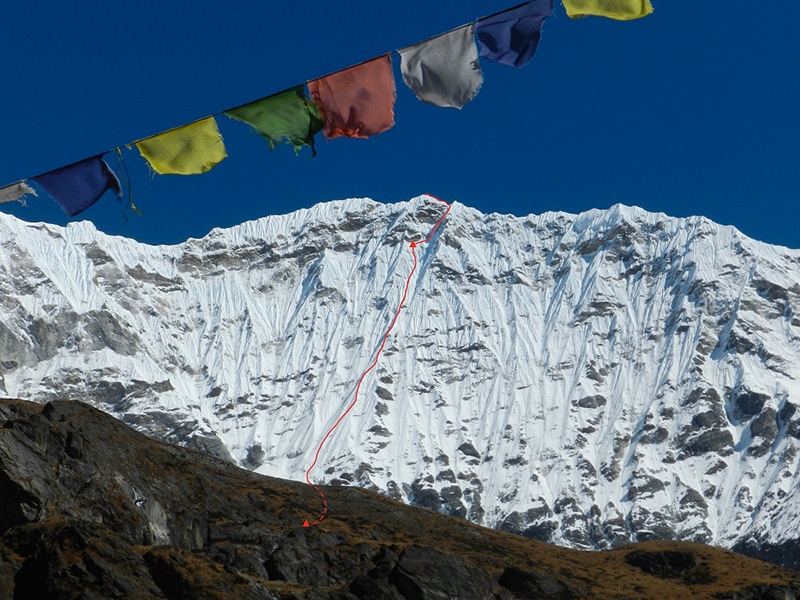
[2,195,800,564]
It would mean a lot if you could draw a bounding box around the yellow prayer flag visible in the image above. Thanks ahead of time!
[562,0,653,20]
[135,117,227,175]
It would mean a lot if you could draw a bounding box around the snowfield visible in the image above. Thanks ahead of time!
[2,195,800,559]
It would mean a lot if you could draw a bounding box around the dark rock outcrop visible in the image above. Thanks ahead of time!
[0,398,798,599]
[625,549,697,578]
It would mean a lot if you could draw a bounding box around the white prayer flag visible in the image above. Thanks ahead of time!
[398,24,483,109]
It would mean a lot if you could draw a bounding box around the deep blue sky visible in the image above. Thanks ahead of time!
[1,1,798,248]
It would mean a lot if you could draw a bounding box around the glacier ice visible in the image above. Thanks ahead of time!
[1,195,800,555]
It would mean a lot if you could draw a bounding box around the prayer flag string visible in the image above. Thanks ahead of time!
[0,0,653,217]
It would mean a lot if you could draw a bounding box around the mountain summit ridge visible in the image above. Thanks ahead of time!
[1,196,800,566]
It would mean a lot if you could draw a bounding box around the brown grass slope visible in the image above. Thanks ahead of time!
[0,398,797,599]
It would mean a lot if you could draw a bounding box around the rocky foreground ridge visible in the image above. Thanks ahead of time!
[1,398,798,600]
[2,197,800,565]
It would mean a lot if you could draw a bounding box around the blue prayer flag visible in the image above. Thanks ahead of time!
[476,0,553,68]
[33,155,122,217]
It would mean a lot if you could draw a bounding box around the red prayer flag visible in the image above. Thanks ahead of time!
[308,55,396,140]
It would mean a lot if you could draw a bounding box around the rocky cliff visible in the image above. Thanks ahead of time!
[1,196,800,565]
[1,398,798,599]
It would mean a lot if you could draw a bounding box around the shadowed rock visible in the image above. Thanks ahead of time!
[0,398,798,599]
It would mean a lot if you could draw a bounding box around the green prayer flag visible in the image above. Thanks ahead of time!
[225,87,324,155]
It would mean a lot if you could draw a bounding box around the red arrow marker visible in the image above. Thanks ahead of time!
[302,196,451,527]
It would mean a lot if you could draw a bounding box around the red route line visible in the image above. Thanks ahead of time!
[303,195,452,527]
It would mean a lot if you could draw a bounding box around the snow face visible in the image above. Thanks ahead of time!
[2,195,800,553]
